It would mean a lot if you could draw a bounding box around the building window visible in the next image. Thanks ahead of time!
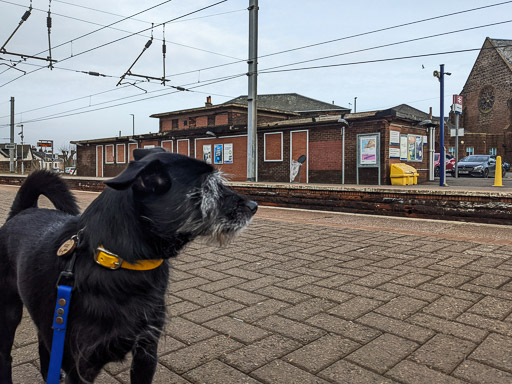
[105,144,115,164]
[448,147,455,156]
[183,119,188,127]
[489,148,497,156]
[466,147,474,156]
[264,132,283,162]
[116,144,126,164]
[172,119,178,129]
[478,85,495,114]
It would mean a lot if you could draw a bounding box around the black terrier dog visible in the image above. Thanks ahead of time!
[0,148,257,383]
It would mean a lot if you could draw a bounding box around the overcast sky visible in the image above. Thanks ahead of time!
[0,0,511,151]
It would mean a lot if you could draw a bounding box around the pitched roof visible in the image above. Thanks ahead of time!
[489,38,512,70]
[224,93,350,113]
[149,102,298,119]
[344,104,430,121]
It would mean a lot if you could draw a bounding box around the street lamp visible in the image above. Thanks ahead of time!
[129,114,135,136]
[16,124,24,174]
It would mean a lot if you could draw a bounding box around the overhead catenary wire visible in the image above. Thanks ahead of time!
[166,0,512,78]
[257,19,512,73]
[4,40,511,128]
[0,73,245,126]
[0,0,230,88]
[0,0,244,62]
[258,44,512,75]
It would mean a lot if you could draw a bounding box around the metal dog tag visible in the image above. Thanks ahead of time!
[57,238,76,257]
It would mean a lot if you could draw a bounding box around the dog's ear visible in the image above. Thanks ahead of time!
[105,159,171,194]
[133,147,166,161]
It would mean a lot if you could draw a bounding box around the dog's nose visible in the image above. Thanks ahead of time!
[246,200,258,215]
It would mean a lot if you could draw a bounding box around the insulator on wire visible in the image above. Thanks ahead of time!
[21,10,31,21]
[145,39,152,49]
[47,15,52,29]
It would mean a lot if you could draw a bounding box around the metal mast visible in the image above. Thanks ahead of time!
[246,0,258,181]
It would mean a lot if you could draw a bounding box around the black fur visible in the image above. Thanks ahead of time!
[0,149,257,383]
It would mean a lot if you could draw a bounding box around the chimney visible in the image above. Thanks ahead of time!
[205,96,212,107]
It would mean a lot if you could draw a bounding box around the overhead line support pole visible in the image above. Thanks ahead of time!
[247,0,258,182]
[10,97,15,173]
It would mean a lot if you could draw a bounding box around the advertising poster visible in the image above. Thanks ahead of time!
[224,143,233,164]
[360,135,377,165]
[203,145,212,164]
[400,135,408,160]
[407,135,423,161]
[214,144,223,164]
[408,135,416,161]
[415,135,423,161]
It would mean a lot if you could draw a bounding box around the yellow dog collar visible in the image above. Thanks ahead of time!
[94,246,163,271]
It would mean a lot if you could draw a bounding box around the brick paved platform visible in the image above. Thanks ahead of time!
[2,184,512,384]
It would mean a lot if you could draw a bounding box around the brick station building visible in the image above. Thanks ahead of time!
[444,37,512,161]
[73,94,432,185]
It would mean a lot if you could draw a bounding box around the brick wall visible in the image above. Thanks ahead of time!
[195,136,247,181]
[2,174,509,225]
[196,116,208,128]
[264,132,283,161]
[177,139,190,156]
[215,114,228,126]
[161,119,172,132]
[456,38,512,162]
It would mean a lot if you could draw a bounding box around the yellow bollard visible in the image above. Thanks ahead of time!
[494,156,503,187]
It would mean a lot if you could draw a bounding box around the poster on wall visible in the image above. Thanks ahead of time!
[360,135,377,165]
[389,148,400,158]
[224,143,233,164]
[390,130,400,145]
[214,144,223,164]
[407,135,423,161]
[408,136,416,161]
[415,136,423,161]
[400,135,408,160]
[203,145,212,164]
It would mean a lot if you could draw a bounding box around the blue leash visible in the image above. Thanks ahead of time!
[47,239,78,384]
[47,285,72,384]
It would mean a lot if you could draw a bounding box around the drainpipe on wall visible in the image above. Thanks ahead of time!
[339,118,349,184]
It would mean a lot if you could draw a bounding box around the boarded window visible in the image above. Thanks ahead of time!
[177,139,189,156]
[116,144,126,163]
[264,132,283,161]
[128,143,138,161]
[161,140,173,152]
[105,144,114,164]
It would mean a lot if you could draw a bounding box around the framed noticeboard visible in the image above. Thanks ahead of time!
[357,133,381,185]
[214,144,223,164]
[390,130,400,145]
[400,135,408,160]
[203,145,212,164]
[407,134,423,162]
[224,143,233,164]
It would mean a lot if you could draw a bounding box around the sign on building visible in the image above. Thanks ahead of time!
[453,95,463,114]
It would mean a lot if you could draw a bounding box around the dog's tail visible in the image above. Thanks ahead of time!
[7,170,80,221]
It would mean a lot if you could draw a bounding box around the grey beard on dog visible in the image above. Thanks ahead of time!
[0,147,257,384]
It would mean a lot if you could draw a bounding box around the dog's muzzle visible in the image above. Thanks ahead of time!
[246,200,258,216]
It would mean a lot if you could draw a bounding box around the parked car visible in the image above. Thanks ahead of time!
[64,166,76,175]
[490,155,510,172]
[434,153,456,177]
[451,155,506,178]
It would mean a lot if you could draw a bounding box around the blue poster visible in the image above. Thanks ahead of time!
[214,144,223,164]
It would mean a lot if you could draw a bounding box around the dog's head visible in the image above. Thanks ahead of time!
[105,148,257,247]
